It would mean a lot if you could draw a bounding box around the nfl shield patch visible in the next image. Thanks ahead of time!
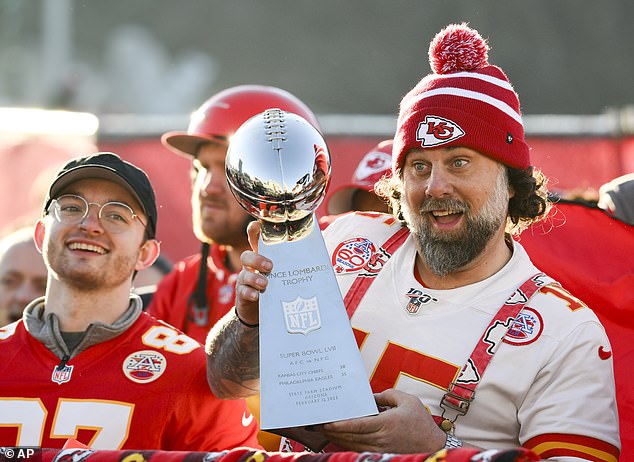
[51,364,74,384]
[282,296,321,335]
[404,288,438,314]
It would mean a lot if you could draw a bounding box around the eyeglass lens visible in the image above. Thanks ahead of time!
[50,194,138,233]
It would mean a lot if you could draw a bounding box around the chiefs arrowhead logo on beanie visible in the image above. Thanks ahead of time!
[393,23,530,174]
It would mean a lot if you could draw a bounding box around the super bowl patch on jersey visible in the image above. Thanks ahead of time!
[122,350,167,383]
[332,237,376,273]
[504,308,544,346]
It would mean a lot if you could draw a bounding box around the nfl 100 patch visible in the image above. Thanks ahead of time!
[404,288,439,314]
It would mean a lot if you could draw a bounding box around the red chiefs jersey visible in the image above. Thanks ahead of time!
[147,246,283,452]
[147,246,236,343]
[0,312,260,451]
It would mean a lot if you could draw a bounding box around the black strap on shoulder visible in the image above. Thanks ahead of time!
[187,242,210,327]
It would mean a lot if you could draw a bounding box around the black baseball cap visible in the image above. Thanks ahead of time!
[43,152,157,239]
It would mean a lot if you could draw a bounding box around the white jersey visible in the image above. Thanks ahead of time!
[323,212,620,461]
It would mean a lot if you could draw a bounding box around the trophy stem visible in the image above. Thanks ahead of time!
[260,213,316,244]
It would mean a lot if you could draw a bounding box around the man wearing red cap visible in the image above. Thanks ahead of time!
[147,85,321,343]
[325,139,393,216]
[206,25,620,460]
[146,85,321,450]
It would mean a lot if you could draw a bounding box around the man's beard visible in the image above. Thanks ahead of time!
[45,249,137,291]
[192,190,252,247]
[401,173,509,277]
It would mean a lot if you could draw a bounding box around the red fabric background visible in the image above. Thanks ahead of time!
[518,202,634,460]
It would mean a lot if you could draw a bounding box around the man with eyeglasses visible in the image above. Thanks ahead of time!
[0,152,260,451]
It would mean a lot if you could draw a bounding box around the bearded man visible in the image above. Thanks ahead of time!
[205,24,620,461]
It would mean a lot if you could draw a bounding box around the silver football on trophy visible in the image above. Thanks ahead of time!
[225,108,331,243]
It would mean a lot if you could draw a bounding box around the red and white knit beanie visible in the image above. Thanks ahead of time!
[393,23,530,174]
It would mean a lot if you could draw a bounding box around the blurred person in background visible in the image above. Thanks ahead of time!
[146,84,322,450]
[325,139,393,217]
[0,224,47,326]
[133,254,172,308]
[597,172,634,225]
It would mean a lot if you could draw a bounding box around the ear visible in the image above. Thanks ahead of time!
[504,166,516,199]
[135,239,161,272]
[508,183,516,199]
[33,219,46,253]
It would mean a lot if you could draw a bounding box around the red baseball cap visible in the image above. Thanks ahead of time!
[327,140,393,215]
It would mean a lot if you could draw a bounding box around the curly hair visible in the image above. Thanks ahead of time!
[506,166,550,234]
[374,165,550,236]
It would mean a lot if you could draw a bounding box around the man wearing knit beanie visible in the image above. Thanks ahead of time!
[205,24,620,460]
